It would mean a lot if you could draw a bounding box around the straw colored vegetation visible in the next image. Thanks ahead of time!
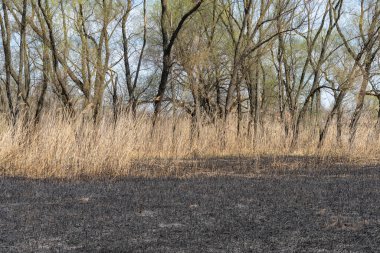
[0,112,379,179]
[1,1,380,178]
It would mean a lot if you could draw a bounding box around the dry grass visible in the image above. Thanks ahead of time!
[0,112,379,179]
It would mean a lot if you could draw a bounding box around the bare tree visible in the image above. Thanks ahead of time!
[122,0,147,118]
[153,0,203,124]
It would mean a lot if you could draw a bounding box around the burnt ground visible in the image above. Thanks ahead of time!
[0,156,380,252]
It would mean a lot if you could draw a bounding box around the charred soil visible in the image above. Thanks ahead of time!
[1,156,379,252]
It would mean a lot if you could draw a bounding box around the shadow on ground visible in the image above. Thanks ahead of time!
[1,157,379,252]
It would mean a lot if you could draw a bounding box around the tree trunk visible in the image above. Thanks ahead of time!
[318,90,346,148]
[349,63,371,145]
[0,1,15,123]
[34,43,50,125]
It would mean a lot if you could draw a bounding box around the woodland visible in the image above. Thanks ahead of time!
[1,0,380,177]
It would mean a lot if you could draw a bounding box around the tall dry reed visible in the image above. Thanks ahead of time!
[0,112,379,178]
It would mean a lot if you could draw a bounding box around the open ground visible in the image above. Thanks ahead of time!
[1,156,379,252]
